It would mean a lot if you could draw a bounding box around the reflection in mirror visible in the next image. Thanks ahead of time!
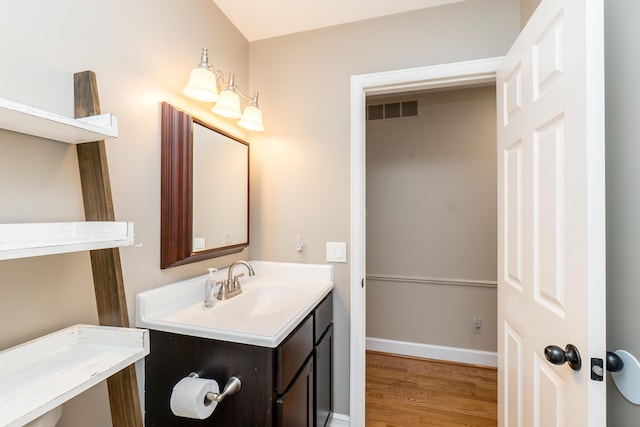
[161,102,249,269]
[192,123,248,251]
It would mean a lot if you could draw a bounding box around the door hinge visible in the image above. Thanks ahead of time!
[591,358,604,381]
[361,278,365,288]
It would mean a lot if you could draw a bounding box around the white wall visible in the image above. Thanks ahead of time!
[365,87,497,353]
[0,1,249,425]
[248,0,519,415]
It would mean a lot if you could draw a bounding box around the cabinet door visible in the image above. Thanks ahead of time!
[278,315,313,394]
[145,330,274,427]
[315,324,333,427]
[276,357,314,427]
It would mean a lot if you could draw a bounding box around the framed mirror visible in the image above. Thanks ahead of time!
[161,102,249,269]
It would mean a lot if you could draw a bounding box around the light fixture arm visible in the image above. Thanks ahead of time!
[215,71,254,101]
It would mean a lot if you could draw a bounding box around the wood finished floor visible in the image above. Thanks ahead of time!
[365,351,498,427]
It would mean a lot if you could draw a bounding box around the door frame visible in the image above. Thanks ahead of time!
[349,56,504,425]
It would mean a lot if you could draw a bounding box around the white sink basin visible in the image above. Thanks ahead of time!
[136,261,333,347]
[213,281,305,318]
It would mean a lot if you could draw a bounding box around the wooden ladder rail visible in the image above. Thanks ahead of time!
[74,71,143,427]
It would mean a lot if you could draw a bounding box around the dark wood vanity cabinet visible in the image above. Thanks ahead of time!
[276,291,333,427]
[144,291,333,427]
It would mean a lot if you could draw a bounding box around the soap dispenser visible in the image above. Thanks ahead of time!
[204,268,218,309]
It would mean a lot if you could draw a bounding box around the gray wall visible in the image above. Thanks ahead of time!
[604,0,640,424]
[0,1,249,425]
[248,0,519,415]
[0,1,520,425]
[365,87,497,352]
[520,0,541,28]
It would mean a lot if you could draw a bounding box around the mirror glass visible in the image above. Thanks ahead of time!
[161,102,249,268]
[192,123,248,251]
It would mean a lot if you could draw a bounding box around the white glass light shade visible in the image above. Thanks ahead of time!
[212,89,242,119]
[238,105,264,131]
[182,67,219,102]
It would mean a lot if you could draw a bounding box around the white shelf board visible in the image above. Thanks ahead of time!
[0,324,149,427]
[0,222,134,260]
[0,97,118,144]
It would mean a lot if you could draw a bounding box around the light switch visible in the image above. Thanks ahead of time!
[326,241,347,263]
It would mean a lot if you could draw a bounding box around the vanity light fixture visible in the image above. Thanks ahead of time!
[212,73,242,119]
[182,49,219,103]
[237,92,264,132]
[183,48,264,131]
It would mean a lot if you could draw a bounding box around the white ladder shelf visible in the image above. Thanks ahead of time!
[0,221,134,261]
[0,325,148,427]
[0,72,146,427]
[0,97,117,144]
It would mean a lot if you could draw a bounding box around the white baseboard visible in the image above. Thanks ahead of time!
[328,413,350,427]
[366,337,497,367]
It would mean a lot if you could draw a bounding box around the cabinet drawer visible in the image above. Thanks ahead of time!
[277,314,313,394]
[314,292,333,344]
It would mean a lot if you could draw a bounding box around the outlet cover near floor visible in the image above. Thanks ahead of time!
[326,242,347,263]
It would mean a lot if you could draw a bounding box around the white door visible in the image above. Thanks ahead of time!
[497,0,605,425]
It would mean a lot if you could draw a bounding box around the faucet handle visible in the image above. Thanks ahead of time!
[232,273,245,290]
[218,279,229,292]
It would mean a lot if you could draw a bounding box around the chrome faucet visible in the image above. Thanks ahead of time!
[218,260,255,300]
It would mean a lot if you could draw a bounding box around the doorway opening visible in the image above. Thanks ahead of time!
[349,57,503,425]
[364,84,499,425]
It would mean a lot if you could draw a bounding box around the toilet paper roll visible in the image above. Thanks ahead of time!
[170,376,220,419]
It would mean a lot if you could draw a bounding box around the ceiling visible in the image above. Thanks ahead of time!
[212,0,465,42]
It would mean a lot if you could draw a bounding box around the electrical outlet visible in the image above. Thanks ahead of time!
[296,235,305,259]
[472,315,483,334]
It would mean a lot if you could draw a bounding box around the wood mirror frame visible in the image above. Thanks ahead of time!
[160,102,249,269]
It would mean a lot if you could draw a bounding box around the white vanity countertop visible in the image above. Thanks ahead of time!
[136,261,334,348]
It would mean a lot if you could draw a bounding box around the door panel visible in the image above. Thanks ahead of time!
[534,355,565,427]
[497,0,605,425]
[532,12,564,100]
[504,324,523,426]
[533,116,566,317]
[504,139,524,291]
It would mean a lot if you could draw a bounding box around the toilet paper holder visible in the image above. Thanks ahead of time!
[188,372,242,403]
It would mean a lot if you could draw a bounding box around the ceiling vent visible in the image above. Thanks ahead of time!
[367,100,418,120]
